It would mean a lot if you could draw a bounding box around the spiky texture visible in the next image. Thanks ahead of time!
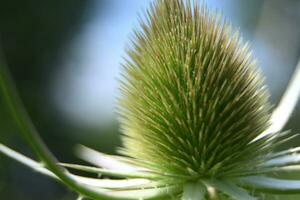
[2,0,300,199]
[119,0,271,179]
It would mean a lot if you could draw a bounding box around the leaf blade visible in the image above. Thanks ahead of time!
[236,176,300,194]
[182,181,206,200]
[209,180,256,200]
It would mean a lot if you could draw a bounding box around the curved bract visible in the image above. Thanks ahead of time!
[119,0,271,178]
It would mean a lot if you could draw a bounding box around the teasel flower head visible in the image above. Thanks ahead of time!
[2,0,300,199]
[114,0,300,198]
[119,0,271,179]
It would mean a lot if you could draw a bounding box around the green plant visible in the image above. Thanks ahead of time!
[1,0,300,199]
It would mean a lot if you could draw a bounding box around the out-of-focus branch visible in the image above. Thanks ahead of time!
[0,59,133,200]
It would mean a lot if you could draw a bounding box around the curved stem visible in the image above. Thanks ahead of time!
[0,61,134,199]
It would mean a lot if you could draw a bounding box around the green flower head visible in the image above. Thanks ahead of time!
[119,0,271,180]
[2,0,300,199]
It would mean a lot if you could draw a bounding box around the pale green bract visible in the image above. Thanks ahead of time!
[1,0,300,200]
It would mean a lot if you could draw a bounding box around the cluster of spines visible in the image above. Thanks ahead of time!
[118,0,271,179]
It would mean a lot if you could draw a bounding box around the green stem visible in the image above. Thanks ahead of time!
[0,60,132,199]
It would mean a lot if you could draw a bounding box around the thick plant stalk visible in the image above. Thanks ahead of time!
[0,61,136,200]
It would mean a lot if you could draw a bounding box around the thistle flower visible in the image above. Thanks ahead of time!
[119,0,271,179]
[1,0,300,200]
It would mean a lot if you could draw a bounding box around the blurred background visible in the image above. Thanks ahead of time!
[0,0,300,199]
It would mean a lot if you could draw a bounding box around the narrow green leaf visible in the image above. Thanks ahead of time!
[60,163,160,179]
[71,175,151,188]
[267,146,300,159]
[262,154,300,168]
[75,145,139,171]
[0,144,179,199]
[182,181,206,200]
[236,176,300,194]
[209,180,256,200]
[253,58,300,141]
[103,185,182,199]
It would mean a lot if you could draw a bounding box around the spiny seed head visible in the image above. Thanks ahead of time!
[118,0,271,179]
